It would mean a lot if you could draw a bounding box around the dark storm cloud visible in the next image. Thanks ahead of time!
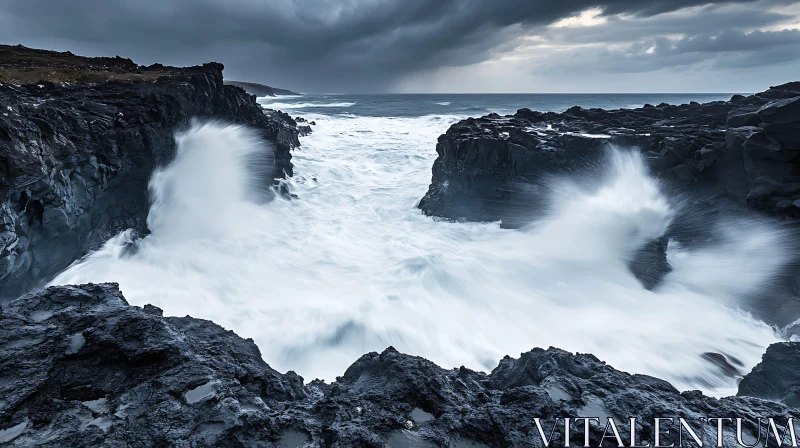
[542,3,795,44]
[0,0,796,91]
[650,28,800,54]
[528,4,800,78]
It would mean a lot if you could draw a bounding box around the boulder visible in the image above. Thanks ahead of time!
[738,342,800,408]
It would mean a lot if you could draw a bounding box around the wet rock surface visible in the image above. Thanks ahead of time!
[419,82,800,223]
[0,45,304,300]
[0,283,796,447]
[738,342,800,408]
[418,82,800,292]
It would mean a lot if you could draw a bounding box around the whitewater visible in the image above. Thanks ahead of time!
[51,95,791,396]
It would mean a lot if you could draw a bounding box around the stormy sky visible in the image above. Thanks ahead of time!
[1,0,799,93]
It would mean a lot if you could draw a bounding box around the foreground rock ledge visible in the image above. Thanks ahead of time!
[0,283,796,447]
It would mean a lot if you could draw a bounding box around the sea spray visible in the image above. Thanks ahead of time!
[51,116,786,394]
[526,148,673,264]
[147,122,267,241]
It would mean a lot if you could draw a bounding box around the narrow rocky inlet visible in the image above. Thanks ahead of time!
[1,45,799,447]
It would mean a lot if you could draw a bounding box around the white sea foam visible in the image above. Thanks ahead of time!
[258,99,356,109]
[51,116,787,395]
[261,94,304,100]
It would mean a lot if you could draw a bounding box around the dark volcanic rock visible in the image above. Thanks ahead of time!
[0,284,305,447]
[419,82,800,223]
[418,83,800,291]
[0,45,303,300]
[0,284,796,447]
[739,342,800,408]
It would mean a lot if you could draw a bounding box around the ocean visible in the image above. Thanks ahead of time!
[258,92,738,117]
[51,92,785,397]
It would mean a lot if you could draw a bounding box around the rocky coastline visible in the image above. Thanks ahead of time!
[0,283,797,447]
[0,45,304,300]
[418,82,800,294]
[0,45,798,447]
[419,82,800,224]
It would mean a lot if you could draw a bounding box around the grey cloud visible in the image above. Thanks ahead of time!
[542,3,794,45]
[0,0,787,92]
[618,28,800,70]
[533,28,800,75]
[664,28,800,53]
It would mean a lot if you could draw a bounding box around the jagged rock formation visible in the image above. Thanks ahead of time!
[225,81,300,97]
[419,82,800,224]
[0,45,303,300]
[0,283,796,447]
[417,82,800,294]
[738,342,800,408]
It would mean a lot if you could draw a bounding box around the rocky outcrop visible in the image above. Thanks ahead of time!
[738,342,800,408]
[0,45,303,300]
[225,81,300,97]
[419,82,800,224]
[0,283,796,447]
[418,82,800,295]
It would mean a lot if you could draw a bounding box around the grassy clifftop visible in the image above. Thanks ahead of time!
[0,44,200,84]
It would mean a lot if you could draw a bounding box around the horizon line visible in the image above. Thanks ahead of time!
[288,91,747,96]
